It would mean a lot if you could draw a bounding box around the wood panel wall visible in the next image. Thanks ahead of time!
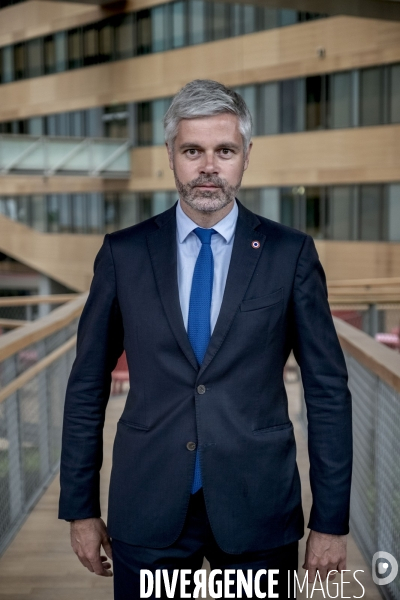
[0,15,399,122]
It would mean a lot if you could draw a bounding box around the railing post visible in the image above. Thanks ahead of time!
[364,303,379,337]
[37,369,50,480]
[6,391,23,523]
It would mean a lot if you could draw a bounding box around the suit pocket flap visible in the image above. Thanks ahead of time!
[240,288,283,312]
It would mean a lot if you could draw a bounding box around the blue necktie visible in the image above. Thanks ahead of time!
[188,227,216,494]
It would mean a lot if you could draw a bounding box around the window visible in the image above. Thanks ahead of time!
[68,28,83,69]
[259,188,280,222]
[210,2,229,41]
[259,82,279,135]
[359,185,384,240]
[47,195,60,233]
[360,67,382,126]
[137,10,152,55]
[280,79,304,133]
[98,21,114,62]
[14,43,26,80]
[387,184,400,241]
[329,72,352,129]
[306,75,325,130]
[69,111,85,137]
[280,188,295,228]
[54,32,67,72]
[390,64,400,124]
[28,117,44,135]
[328,186,353,240]
[72,194,87,233]
[280,9,297,27]
[44,35,56,75]
[103,104,129,138]
[188,0,206,44]
[172,1,186,48]
[152,99,168,145]
[105,193,119,232]
[83,24,99,66]
[306,187,324,238]
[87,193,103,233]
[1,46,13,83]
[59,195,72,232]
[137,102,152,145]
[152,4,168,52]
[115,14,134,60]
[262,7,279,29]
[27,38,44,78]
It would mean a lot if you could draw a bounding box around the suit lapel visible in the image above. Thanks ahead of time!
[147,207,198,372]
[198,201,266,377]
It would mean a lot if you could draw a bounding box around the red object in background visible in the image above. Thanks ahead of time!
[111,351,129,395]
[331,310,363,330]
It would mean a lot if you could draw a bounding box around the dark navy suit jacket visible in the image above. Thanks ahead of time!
[58,200,352,554]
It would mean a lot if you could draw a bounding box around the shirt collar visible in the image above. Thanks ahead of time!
[176,199,238,244]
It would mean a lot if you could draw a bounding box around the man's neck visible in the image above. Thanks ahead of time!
[178,199,235,228]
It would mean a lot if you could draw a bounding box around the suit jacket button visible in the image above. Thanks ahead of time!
[197,385,206,394]
[186,442,196,451]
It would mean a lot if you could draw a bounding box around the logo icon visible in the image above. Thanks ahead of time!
[372,551,398,586]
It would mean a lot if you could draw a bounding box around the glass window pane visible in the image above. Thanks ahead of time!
[115,14,134,60]
[211,2,228,41]
[27,38,43,78]
[54,32,67,72]
[83,25,99,66]
[390,64,400,124]
[99,21,114,62]
[137,10,152,55]
[44,35,56,75]
[280,9,297,27]
[29,117,44,136]
[280,79,298,133]
[152,99,167,145]
[189,0,207,44]
[388,184,400,241]
[359,185,383,240]
[172,1,186,48]
[152,5,167,52]
[70,111,85,137]
[105,193,119,232]
[32,195,47,232]
[260,188,280,221]
[306,75,324,130]
[237,86,256,135]
[57,113,69,136]
[360,67,382,126]
[47,195,60,233]
[59,194,72,232]
[68,28,83,69]
[231,4,242,37]
[137,102,152,145]
[243,6,256,34]
[328,186,352,240]
[14,43,26,80]
[189,0,206,44]
[259,82,279,135]
[2,46,14,83]
[305,186,323,238]
[330,72,352,129]
[262,7,279,30]
[240,189,260,214]
[152,191,170,215]
[87,193,103,233]
[119,192,138,228]
[72,194,87,233]
[46,115,57,136]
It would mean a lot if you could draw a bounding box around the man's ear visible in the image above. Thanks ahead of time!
[166,143,174,170]
[243,141,253,171]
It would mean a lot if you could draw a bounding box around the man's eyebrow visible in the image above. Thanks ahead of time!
[178,142,241,151]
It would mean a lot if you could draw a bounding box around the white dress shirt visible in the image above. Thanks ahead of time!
[176,199,238,334]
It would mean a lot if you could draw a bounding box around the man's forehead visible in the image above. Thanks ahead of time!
[176,114,242,141]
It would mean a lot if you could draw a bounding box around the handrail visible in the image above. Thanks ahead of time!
[0,318,27,329]
[0,336,76,404]
[333,316,400,393]
[0,294,86,362]
[0,295,78,307]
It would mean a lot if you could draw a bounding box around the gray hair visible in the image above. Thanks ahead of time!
[164,79,253,151]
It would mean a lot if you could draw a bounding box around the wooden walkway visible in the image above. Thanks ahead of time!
[0,381,380,599]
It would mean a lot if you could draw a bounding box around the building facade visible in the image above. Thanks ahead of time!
[0,0,399,292]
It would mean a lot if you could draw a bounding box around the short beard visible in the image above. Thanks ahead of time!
[174,172,241,213]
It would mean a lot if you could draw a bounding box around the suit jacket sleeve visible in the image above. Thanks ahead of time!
[292,235,353,535]
[58,234,124,521]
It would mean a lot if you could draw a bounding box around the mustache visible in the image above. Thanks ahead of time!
[188,175,226,189]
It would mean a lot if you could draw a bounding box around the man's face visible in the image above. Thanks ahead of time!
[167,113,252,214]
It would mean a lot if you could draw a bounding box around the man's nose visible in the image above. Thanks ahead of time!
[199,152,218,174]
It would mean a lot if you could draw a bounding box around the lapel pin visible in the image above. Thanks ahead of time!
[251,240,261,249]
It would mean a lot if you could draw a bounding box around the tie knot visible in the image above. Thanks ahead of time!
[194,227,216,245]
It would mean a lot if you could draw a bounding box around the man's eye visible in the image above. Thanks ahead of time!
[220,149,233,156]
[186,149,198,156]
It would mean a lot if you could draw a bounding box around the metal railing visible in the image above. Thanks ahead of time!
[0,295,85,556]
[0,295,79,331]
[300,317,400,599]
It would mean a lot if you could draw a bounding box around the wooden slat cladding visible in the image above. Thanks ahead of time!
[0,16,399,122]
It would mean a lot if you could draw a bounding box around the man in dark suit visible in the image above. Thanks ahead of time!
[59,79,352,599]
